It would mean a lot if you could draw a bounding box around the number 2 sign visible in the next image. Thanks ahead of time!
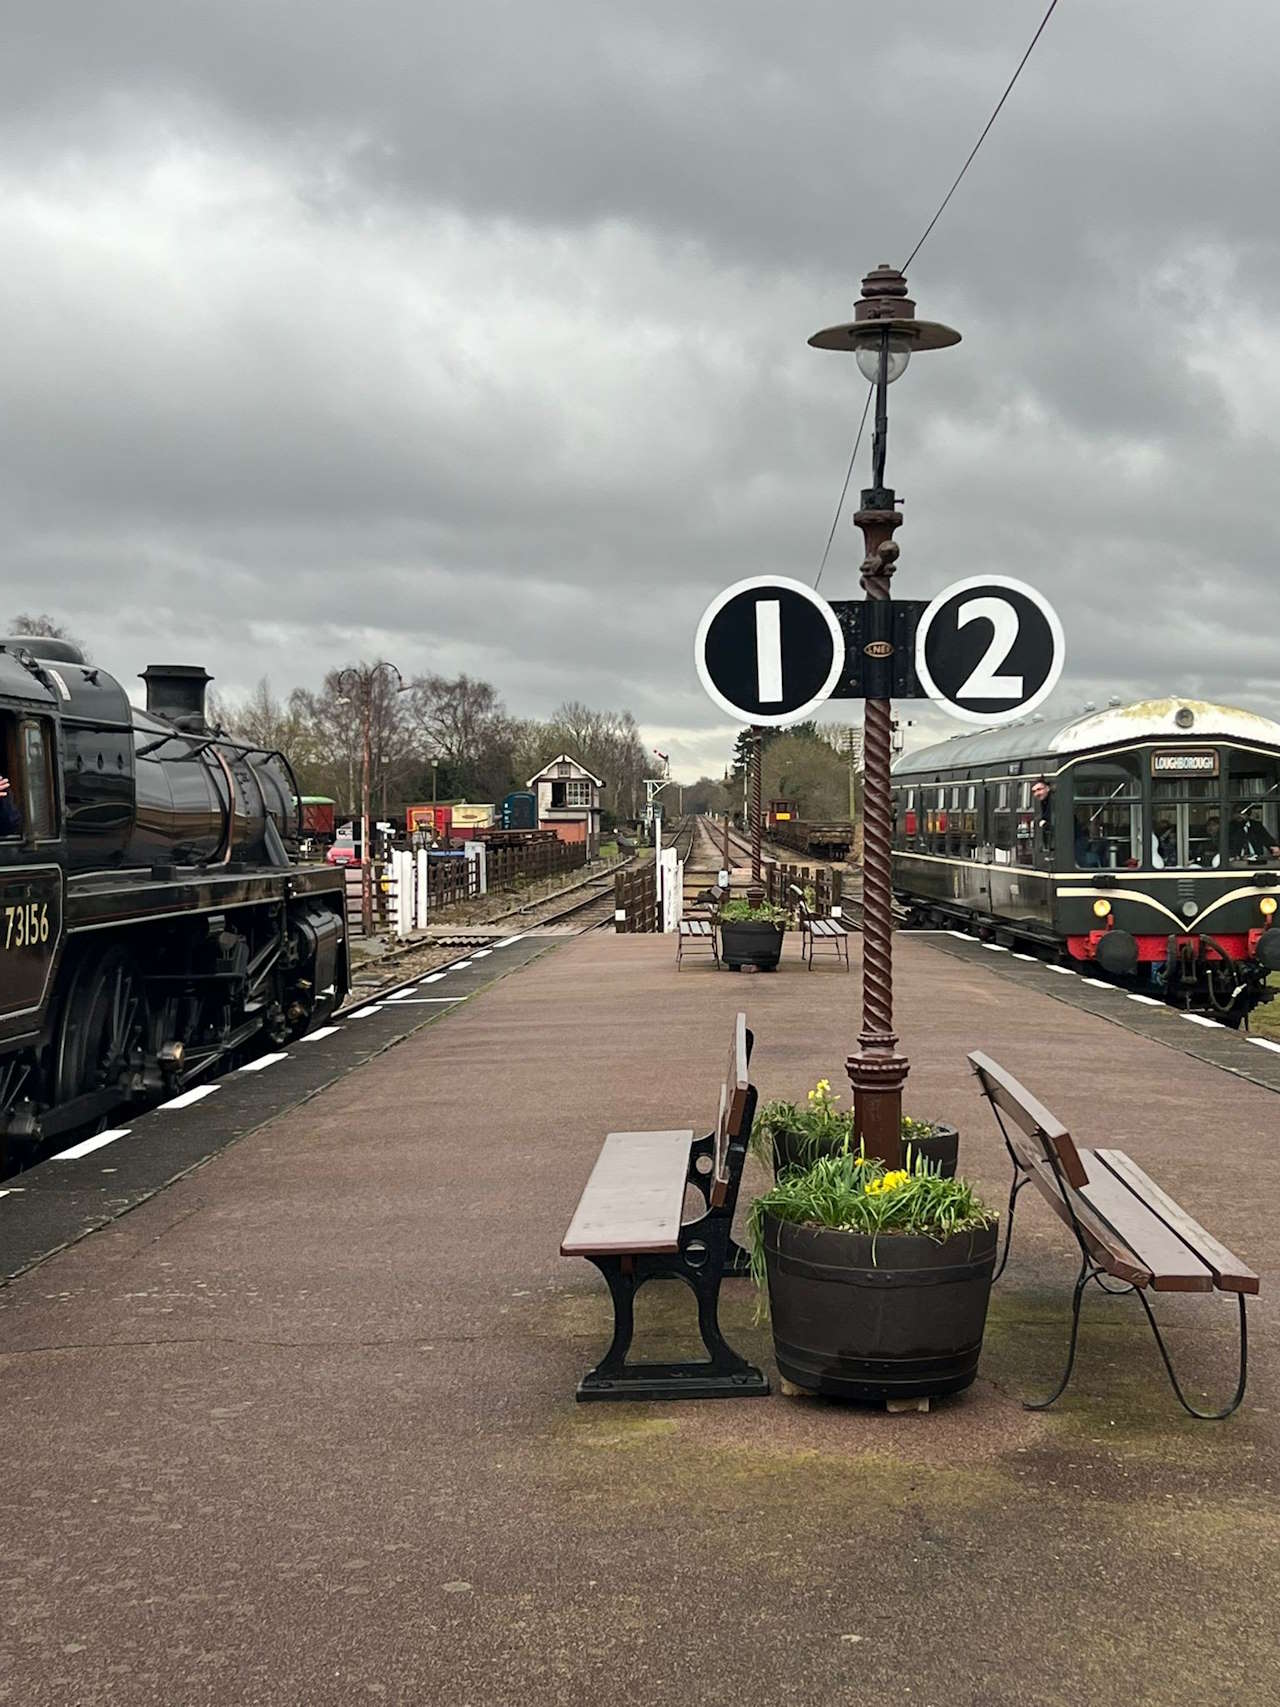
[914,575,1064,726]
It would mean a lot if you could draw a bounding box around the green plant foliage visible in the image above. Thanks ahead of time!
[747,1149,996,1292]
[718,899,788,925]
[750,1081,938,1172]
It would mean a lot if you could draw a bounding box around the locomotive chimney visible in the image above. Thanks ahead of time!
[140,664,213,732]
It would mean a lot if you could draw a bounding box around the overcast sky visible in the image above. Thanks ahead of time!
[2,2,1277,780]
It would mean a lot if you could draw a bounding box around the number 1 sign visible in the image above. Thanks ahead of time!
[914,575,1065,726]
[695,576,846,727]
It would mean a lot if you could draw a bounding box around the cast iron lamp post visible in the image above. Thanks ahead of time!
[809,264,960,1165]
[336,660,405,939]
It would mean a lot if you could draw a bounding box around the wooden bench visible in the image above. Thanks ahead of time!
[561,1013,768,1401]
[676,882,728,970]
[968,1051,1257,1418]
[791,885,850,971]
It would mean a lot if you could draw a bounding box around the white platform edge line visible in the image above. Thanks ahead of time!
[53,1127,132,1161]
[239,1052,290,1072]
[300,1025,342,1041]
[159,1085,220,1111]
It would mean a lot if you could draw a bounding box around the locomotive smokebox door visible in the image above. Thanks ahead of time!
[0,865,63,1032]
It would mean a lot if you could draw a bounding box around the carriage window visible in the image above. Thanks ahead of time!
[992,800,1013,862]
[1226,753,1280,866]
[1073,756,1142,870]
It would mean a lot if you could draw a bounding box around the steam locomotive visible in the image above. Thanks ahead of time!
[0,639,349,1157]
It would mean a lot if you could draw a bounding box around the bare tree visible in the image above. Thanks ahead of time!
[10,612,89,658]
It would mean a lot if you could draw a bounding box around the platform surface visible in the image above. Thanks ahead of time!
[2,930,1278,1706]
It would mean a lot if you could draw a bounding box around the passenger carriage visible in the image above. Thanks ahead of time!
[891,699,1280,1020]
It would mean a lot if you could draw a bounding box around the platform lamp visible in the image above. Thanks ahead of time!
[809,264,960,1166]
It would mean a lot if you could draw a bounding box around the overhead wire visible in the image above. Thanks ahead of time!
[815,0,1063,586]
[902,0,1063,272]
[814,384,873,592]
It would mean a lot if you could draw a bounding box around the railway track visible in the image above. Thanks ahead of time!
[687,815,875,926]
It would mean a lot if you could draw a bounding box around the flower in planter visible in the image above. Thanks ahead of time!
[747,1148,996,1298]
[751,1082,944,1176]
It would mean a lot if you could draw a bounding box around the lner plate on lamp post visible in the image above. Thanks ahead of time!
[914,574,1065,726]
[695,575,845,727]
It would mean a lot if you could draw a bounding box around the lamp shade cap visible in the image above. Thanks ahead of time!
[808,316,961,353]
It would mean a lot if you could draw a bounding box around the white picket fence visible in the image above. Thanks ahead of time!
[658,849,683,933]
[346,843,489,940]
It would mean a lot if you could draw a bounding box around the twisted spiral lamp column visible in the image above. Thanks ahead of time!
[847,513,908,1166]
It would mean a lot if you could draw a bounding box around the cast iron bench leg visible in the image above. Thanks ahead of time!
[1133,1288,1249,1421]
[1023,1259,1092,1412]
[576,1253,769,1402]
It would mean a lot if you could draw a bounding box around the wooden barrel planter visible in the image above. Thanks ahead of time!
[721,920,785,972]
[761,1213,998,1403]
[771,1122,960,1180]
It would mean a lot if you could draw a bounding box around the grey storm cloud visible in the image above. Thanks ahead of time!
[1,0,1278,777]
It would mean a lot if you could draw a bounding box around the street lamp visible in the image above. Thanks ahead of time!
[431,757,439,806]
[809,264,960,1166]
[336,660,405,939]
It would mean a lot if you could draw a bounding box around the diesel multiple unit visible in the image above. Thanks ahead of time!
[0,639,349,1155]
[891,698,1280,1021]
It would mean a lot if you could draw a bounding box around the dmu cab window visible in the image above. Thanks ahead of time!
[1226,752,1280,866]
[1071,757,1141,869]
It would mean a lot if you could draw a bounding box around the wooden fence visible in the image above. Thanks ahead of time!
[614,864,656,932]
[765,861,844,917]
[483,836,587,889]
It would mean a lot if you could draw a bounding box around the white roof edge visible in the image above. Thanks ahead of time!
[526,752,606,787]
[1047,698,1280,755]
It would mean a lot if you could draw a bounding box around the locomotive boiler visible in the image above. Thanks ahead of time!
[0,638,349,1156]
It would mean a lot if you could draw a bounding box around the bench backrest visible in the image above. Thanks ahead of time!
[966,1050,1088,1189]
[711,1011,756,1207]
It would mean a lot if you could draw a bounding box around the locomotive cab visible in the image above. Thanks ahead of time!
[0,640,349,1158]
[0,655,65,1060]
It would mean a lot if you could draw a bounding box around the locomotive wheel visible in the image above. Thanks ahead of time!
[52,948,146,1107]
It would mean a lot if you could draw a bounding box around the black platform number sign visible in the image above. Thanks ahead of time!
[695,576,845,727]
[915,575,1065,726]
